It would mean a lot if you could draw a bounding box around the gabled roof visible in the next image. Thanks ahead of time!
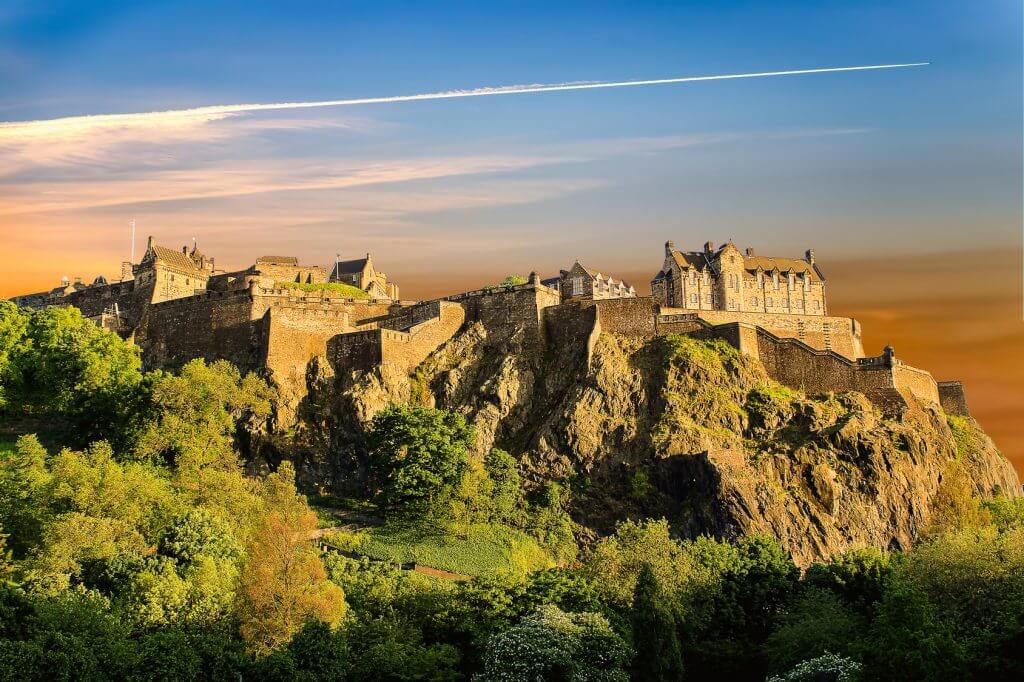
[742,256,822,281]
[149,244,202,275]
[670,250,714,272]
[331,257,369,277]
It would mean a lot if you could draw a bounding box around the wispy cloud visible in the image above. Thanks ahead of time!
[0,133,734,216]
[1,63,926,145]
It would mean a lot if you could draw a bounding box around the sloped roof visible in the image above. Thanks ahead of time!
[150,244,202,274]
[742,256,822,281]
[331,258,369,277]
[670,250,714,271]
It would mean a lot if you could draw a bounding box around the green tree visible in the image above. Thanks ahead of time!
[766,588,861,673]
[366,406,473,514]
[679,535,799,680]
[803,547,893,611]
[0,302,29,411]
[134,359,274,472]
[585,519,690,609]
[21,307,146,449]
[631,564,683,681]
[0,435,50,558]
[499,275,527,287]
[483,448,522,523]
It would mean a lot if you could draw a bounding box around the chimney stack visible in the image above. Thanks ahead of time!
[746,247,755,257]
[665,240,675,256]
[147,235,154,249]
[704,241,714,254]
[805,249,815,265]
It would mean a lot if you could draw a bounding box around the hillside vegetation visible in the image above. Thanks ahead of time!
[1,300,1022,680]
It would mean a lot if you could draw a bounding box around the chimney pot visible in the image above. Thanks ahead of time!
[704,241,714,254]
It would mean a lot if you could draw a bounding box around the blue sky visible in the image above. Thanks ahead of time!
[1,1,1020,294]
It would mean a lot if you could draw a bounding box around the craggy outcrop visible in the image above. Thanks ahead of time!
[299,317,1020,566]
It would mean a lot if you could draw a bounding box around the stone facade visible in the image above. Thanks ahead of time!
[652,240,826,316]
[330,253,399,300]
[542,262,636,302]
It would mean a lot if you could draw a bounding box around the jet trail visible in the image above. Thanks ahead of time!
[0,62,928,141]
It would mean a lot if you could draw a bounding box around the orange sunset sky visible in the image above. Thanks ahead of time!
[1,3,1021,473]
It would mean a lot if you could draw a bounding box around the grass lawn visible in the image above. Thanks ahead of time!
[355,522,554,578]
[274,281,368,298]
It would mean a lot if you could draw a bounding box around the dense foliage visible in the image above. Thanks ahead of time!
[0,303,1021,680]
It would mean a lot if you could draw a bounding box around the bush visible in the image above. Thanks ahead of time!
[767,652,863,682]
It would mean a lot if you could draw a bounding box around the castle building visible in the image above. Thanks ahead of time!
[134,237,215,303]
[542,261,636,302]
[652,241,826,316]
[330,253,399,300]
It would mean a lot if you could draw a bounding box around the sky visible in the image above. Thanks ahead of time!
[0,1,1021,470]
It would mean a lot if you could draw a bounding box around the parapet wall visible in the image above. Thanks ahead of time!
[444,282,561,341]
[329,301,465,376]
[659,307,863,359]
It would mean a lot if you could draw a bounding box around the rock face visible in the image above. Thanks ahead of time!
[295,316,1020,566]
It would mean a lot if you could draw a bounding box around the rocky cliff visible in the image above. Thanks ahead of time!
[289,311,1020,566]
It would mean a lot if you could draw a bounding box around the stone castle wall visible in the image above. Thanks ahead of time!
[658,307,863,359]
[328,285,558,377]
[140,289,262,372]
[938,381,969,417]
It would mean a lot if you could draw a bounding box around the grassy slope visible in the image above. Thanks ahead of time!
[354,522,554,578]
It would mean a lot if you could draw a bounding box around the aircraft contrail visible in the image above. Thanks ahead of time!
[0,62,928,142]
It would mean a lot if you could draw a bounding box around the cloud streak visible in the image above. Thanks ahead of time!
[1,63,927,143]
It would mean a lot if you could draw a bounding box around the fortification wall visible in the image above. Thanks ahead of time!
[379,302,466,372]
[891,364,941,404]
[587,297,658,338]
[446,283,561,338]
[141,289,262,372]
[262,305,356,422]
[659,308,863,358]
[543,301,601,366]
[251,286,394,324]
[938,381,969,417]
[328,301,466,377]
[255,263,328,284]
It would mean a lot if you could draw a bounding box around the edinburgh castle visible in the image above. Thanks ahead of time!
[9,237,970,426]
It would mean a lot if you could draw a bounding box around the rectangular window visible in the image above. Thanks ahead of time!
[571,277,585,296]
